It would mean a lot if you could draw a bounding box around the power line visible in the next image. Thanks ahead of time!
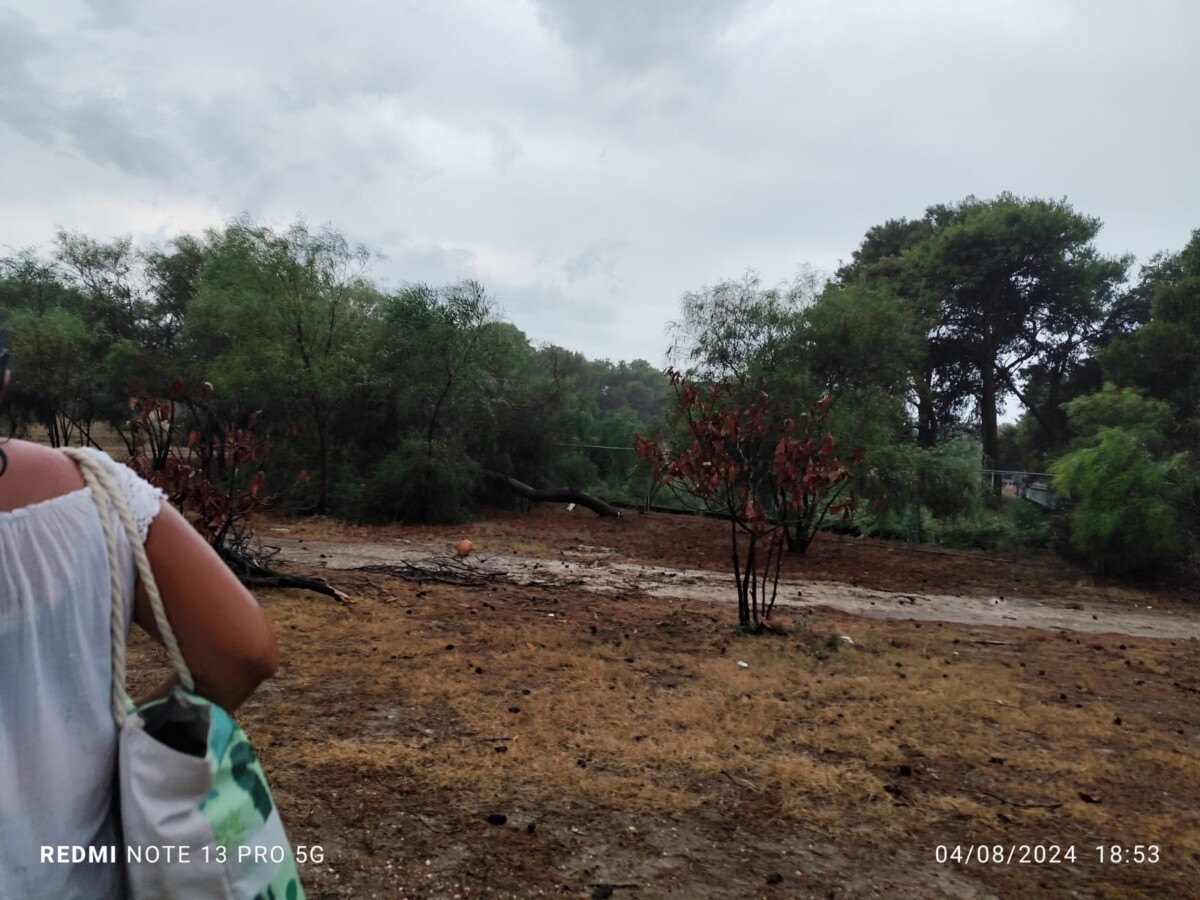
[561,442,638,452]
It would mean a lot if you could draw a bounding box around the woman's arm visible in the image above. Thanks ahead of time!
[132,502,280,712]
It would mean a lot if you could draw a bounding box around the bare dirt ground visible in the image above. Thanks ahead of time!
[270,539,1199,641]
[128,506,1200,899]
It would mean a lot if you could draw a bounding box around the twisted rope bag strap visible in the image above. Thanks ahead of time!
[64,451,130,726]
[61,449,195,726]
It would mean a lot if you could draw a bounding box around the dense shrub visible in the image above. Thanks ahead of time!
[1050,427,1186,574]
[1007,498,1053,551]
[548,451,599,491]
[1048,386,1189,575]
[932,508,1017,550]
[851,497,1054,553]
[360,437,478,524]
[855,436,982,527]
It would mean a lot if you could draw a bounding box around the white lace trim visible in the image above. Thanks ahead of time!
[70,448,166,543]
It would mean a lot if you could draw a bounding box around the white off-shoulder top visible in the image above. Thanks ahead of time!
[0,448,165,900]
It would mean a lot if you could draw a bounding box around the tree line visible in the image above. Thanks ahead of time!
[2,194,1196,574]
[0,218,667,523]
[664,193,1198,575]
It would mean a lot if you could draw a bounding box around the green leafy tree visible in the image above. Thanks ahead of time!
[2,306,95,445]
[143,233,209,353]
[835,215,951,445]
[995,419,1044,472]
[53,230,150,343]
[918,196,1129,475]
[0,250,120,444]
[1050,386,1188,574]
[474,328,569,484]
[0,233,212,441]
[185,219,377,513]
[667,266,910,524]
[594,358,668,421]
[786,282,922,495]
[0,248,80,316]
[855,435,984,541]
[668,266,824,384]
[839,195,1130,472]
[367,281,506,521]
[1101,229,1200,441]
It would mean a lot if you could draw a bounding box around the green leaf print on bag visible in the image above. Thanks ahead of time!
[213,806,252,849]
[231,739,274,820]
[263,880,301,900]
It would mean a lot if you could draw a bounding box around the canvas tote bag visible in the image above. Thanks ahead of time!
[64,448,304,900]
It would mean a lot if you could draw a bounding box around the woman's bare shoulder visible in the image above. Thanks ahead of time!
[0,440,87,512]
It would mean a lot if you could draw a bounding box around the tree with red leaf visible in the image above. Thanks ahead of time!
[124,378,347,602]
[635,368,854,632]
[125,379,270,555]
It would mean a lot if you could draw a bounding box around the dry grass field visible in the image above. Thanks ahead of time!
[124,505,1200,899]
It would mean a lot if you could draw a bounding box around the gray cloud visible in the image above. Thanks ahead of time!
[0,9,56,143]
[63,96,177,179]
[0,8,48,73]
[271,62,419,115]
[84,0,140,29]
[375,239,480,290]
[0,7,176,178]
[0,0,1196,365]
[531,0,755,72]
[528,0,761,128]
[562,239,627,286]
[486,122,523,173]
[497,278,628,355]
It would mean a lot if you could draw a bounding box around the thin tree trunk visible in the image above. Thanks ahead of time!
[730,514,747,629]
[313,399,330,516]
[916,366,938,447]
[980,332,1001,501]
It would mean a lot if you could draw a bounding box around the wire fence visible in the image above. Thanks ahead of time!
[560,442,1066,514]
[981,469,1060,509]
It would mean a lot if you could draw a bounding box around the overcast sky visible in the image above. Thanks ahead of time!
[1,0,1196,364]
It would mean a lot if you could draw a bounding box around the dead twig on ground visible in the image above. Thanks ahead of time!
[977,788,1063,810]
[720,769,760,793]
[412,813,451,833]
[990,699,1027,712]
[357,559,499,588]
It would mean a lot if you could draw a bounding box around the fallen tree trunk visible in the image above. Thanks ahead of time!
[482,470,621,518]
[219,546,351,603]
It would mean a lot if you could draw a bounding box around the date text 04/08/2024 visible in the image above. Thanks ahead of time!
[935,845,1161,865]
[41,845,326,865]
